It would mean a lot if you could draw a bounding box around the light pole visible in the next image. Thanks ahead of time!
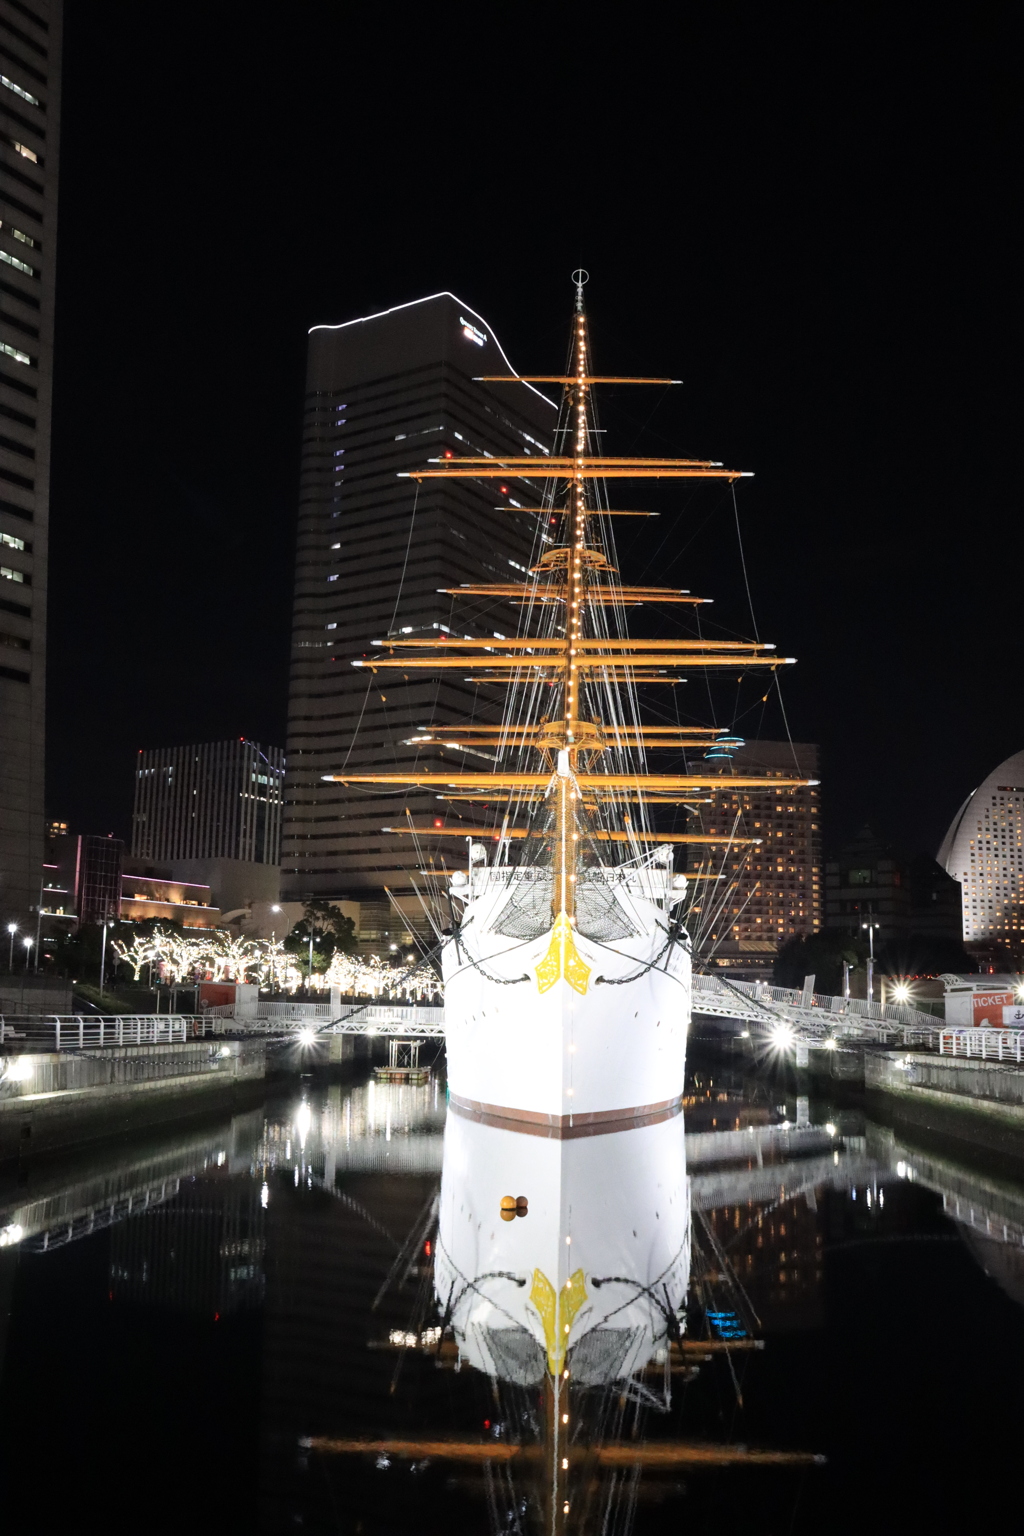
[307,930,314,992]
[861,921,878,1004]
[6,922,16,972]
[270,905,281,993]
[34,876,45,972]
[99,921,109,998]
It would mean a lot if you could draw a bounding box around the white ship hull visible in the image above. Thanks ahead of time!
[442,862,691,1132]
[435,1107,690,1385]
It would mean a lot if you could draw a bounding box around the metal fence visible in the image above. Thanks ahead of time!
[204,1000,446,1036]
[0,1015,209,1050]
[939,1029,1024,1062]
[692,972,939,1029]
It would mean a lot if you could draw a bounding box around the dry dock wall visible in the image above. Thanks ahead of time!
[866,1049,1024,1157]
[0,1040,266,1160]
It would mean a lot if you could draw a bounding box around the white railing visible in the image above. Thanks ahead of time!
[939,1029,1024,1062]
[200,1000,446,1037]
[256,1001,335,1021]
[0,1015,206,1049]
[691,973,942,1037]
[356,1005,445,1026]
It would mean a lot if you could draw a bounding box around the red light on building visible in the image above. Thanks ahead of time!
[434,818,443,828]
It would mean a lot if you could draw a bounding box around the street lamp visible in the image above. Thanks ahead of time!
[98,921,109,997]
[861,921,879,1004]
[6,922,17,972]
[21,935,33,972]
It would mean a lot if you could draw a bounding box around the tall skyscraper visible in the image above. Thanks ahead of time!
[687,741,821,975]
[0,0,61,931]
[282,293,556,903]
[939,747,1024,959]
[132,740,285,865]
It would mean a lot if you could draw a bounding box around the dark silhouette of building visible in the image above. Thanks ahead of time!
[281,292,556,901]
[0,0,62,931]
[132,739,284,865]
[825,825,962,947]
[45,829,123,927]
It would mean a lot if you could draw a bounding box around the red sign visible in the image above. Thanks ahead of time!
[199,981,235,1011]
[972,991,1014,1028]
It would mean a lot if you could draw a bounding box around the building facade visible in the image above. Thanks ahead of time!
[118,872,221,930]
[938,748,1024,959]
[0,0,61,931]
[825,825,962,947]
[132,740,285,866]
[686,741,821,975]
[282,292,556,901]
[44,830,123,928]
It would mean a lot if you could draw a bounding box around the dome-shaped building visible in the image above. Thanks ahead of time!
[938,750,1024,954]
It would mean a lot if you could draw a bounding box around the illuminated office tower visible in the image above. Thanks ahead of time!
[0,0,61,930]
[282,293,555,902]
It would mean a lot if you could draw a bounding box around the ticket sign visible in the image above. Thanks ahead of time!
[972,991,1016,1027]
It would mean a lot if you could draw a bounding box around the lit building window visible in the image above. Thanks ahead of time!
[0,247,34,277]
[0,221,36,248]
[1,531,25,552]
[1,75,40,107]
[1,565,25,583]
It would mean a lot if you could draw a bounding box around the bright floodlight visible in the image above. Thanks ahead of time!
[892,983,911,1003]
[298,1027,316,1046]
[21,936,32,948]
[6,923,16,934]
[773,1025,793,1049]
[823,1036,838,1050]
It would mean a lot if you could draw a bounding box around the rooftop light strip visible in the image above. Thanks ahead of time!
[307,292,557,410]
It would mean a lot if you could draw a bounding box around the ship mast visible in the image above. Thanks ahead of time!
[550,280,591,919]
[326,276,816,923]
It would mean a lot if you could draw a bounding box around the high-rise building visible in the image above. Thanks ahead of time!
[131,739,285,865]
[939,748,1024,958]
[282,292,556,902]
[686,741,821,975]
[0,0,61,930]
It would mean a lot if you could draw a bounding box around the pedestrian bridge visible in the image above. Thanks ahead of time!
[691,972,943,1048]
[203,975,943,1049]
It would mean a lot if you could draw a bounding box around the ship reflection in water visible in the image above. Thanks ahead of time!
[3,1064,1024,1533]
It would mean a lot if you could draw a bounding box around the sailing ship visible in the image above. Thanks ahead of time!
[327,274,811,1130]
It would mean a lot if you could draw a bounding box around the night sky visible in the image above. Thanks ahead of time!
[47,6,1018,860]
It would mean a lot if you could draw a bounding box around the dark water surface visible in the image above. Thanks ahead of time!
[1,1053,1023,1535]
